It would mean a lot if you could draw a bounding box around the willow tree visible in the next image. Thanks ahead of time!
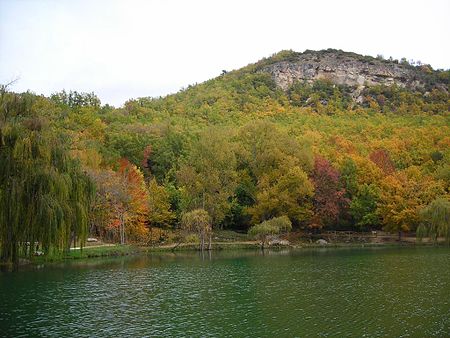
[248,215,292,249]
[181,209,212,251]
[0,93,94,264]
[417,198,450,244]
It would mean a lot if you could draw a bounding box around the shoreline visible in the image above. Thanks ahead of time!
[3,239,445,268]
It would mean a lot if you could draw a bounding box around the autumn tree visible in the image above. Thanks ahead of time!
[89,160,149,244]
[377,167,445,239]
[88,169,123,241]
[310,157,348,229]
[369,149,395,175]
[116,159,149,243]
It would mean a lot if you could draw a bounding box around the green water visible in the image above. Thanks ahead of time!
[1,247,449,337]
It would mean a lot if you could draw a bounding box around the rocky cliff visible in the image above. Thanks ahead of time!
[257,49,447,101]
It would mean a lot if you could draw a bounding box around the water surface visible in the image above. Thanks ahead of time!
[1,247,449,337]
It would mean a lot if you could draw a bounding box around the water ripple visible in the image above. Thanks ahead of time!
[1,247,449,337]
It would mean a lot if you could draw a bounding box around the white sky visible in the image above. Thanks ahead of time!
[1,0,449,107]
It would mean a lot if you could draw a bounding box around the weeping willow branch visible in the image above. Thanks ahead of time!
[0,91,94,264]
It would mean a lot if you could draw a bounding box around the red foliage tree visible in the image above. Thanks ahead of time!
[310,156,348,229]
[369,149,395,175]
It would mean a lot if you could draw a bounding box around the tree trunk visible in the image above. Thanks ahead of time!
[398,231,402,241]
[12,241,18,270]
[120,214,125,245]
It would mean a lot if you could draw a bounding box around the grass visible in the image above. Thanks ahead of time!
[30,244,143,263]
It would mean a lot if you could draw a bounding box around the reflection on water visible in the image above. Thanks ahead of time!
[1,247,449,337]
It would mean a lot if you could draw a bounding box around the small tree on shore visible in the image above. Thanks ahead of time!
[181,209,212,251]
[248,216,292,249]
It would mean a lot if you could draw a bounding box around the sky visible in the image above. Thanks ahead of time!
[1,0,449,107]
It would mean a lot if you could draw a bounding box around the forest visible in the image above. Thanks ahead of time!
[1,51,449,263]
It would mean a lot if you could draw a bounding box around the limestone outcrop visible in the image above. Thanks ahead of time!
[258,49,445,96]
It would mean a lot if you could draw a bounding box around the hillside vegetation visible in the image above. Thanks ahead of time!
[1,49,449,262]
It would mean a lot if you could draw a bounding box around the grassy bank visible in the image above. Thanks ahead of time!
[28,245,144,263]
[11,230,446,266]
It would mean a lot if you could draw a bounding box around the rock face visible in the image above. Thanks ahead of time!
[259,49,441,94]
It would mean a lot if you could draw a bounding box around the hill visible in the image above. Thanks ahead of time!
[1,49,449,262]
[133,49,449,118]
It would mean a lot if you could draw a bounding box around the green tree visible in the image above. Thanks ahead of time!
[237,120,313,226]
[248,215,292,249]
[177,128,237,227]
[340,158,358,198]
[350,184,380,230]
[147,178,176,229]
[247,167,314,225]
[181,209,212,251]
[417,198,450,243]
[0,123,94,264]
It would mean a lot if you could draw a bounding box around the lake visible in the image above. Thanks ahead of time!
[1,247,449,337]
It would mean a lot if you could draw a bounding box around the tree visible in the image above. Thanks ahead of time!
[88,160,149,244]
[0,121,94,264]
[50,90,101,108]
[310,157,348,229]
[181,209,212,251]
[237,120,313,226]
[377,167,444,239]
[247,166,314,225]
[340,158,358,198]
[116,159,149,244]
[350,184,380,230]
[147,179,176,242]
[237,120,313,180]
[248,216,292,249]
[369,149,395,175]
[417,198,450,243]
[177,128,237,227]
[143,126,186,183]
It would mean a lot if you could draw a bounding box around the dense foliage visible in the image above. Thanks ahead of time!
[1,50,449,260]
[0,87,94,263]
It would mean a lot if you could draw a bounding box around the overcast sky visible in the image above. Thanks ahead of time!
[1,0,449,107]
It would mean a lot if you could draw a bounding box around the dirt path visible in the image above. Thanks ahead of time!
[70,244,116,250]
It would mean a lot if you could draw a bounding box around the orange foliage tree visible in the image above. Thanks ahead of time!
[377,167,445,238]
[117,159,150,243]
[89,160,149,244]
